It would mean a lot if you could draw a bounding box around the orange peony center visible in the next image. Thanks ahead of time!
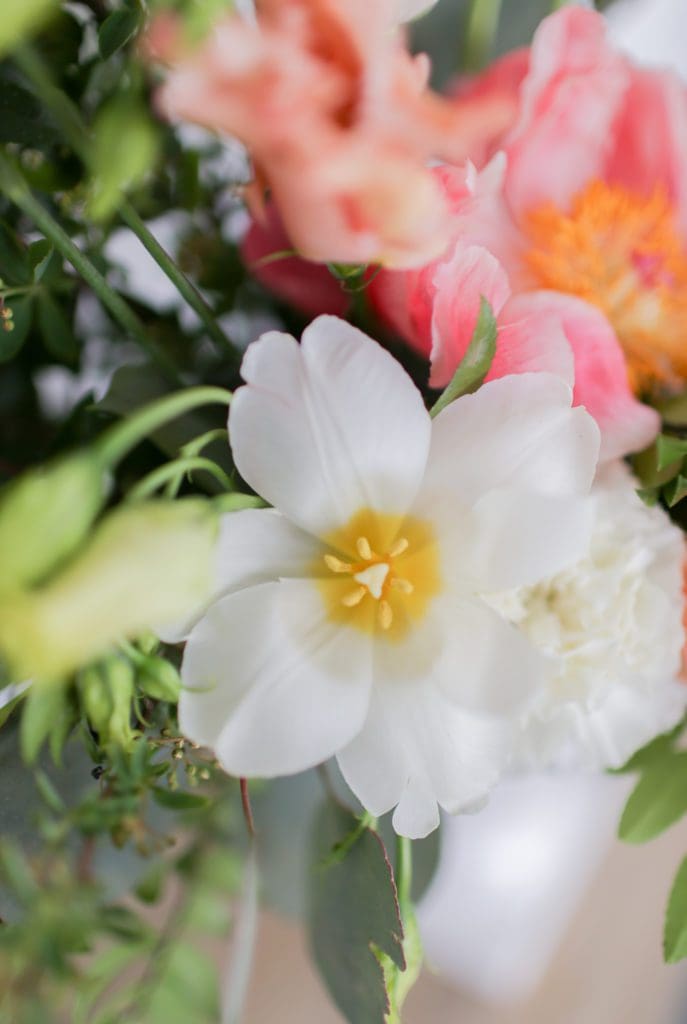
[523,180,687,395]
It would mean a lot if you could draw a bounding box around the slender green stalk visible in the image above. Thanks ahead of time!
[0,152,181,382]
[395,835,413,911]
[95,385,232,466]
[463,0,503,72]
[14,45,240,365]
[117,201,240,366]
[128,456,232,500]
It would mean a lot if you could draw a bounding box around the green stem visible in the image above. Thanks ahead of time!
[118,202,240,367]
[95,385,232,466]
[0,152,181,383]
[463,0,503,71]
[395,835,413,912]
[14,45,240,365]
[128,455,232,500]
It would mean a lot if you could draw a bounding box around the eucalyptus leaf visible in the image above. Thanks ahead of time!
[665,856,687,962]
[618,751,687,844]
[98,6,142,59]
[307,802,405,1024]
[429,296,497,417]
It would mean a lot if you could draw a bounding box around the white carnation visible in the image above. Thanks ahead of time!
[485,462,687,770]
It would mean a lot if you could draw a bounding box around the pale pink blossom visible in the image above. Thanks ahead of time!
[147,0,512,269]
[371,6,687,458]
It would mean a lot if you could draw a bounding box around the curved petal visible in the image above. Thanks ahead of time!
[180,579,373,775]
[488,292,574,385]
[418,373,600,509]
[519,292,660,460]
[230,316,431,536]
[213,508,323,589]
[605,67,687,241]
[337,676,509,839]
[429,245,511,388]
[503,7,629,218]
[467,487,593,591]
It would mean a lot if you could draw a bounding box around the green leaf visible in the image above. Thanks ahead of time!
[0,0,58,57]
[618,751,687,844]
[20,684,67,764]
[664,475,687,508]
[611,721,684,774]
[0,220,32,285]
[151,786,210,811]
[89,96,159,221]
[37,291,78,364]
[34,768,65,813]
[656,434,687,471]
[0,294,33,362]
[665,856,687,962]
[307,802,405,1024]
[98,5,142,59]
[429,296,497,418]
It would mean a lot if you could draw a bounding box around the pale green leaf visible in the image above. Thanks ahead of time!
[619,752,687,844]
[429,296,497,418]
[665,856,687,962]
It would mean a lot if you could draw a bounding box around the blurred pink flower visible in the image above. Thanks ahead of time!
[371,5,687,459]
[148,0,512,269]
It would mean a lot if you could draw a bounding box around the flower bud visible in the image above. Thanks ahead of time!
[0,499,219,681]
[0,453,106,596]
[78,658,137,750]
[137,655,182,702]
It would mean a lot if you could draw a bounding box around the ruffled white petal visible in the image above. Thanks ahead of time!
[419,373,600,509]
[180,580,373,775]
[230,316,431,537]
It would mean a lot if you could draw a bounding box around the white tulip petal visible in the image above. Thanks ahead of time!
[181,580,373,776]
[421,373,600,508]
[230,316,431,536]
[466,487,594,591]
[214,508,323,589]
[338,678,508,839]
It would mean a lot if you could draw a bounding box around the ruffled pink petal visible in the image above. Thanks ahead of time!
[241,207,349,317]
[487,292,574,386]
[502,7,629,219]
[515,292,660,461]
[448,47,530,167]
[429,245,510,388]
[605,66,687,241]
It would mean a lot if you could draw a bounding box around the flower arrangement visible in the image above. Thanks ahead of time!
[1,0,687,1019]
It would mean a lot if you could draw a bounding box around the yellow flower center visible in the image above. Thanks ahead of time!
[523,179,687,395]
[316,508,441,642]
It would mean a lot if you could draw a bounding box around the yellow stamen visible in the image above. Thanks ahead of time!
[390,577,414,594]
[388,537,409,558]
[378,600,393,630]
[324,554,352,573]
[342,586,366,608]
[356,536,373,560]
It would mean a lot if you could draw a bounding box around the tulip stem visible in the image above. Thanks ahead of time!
[396,835,413,911]
[96,386,232,467]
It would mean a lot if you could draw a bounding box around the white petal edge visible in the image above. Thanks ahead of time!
[229,316,431,537]
[180,579,373,775]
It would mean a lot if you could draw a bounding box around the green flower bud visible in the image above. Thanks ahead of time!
[78,658,137,750]
[0,499,218,681]
[137,656,182,703]
[0,453,106,596]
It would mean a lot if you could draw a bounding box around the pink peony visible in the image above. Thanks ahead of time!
[147,0,512,269]
[372,6,687,459]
